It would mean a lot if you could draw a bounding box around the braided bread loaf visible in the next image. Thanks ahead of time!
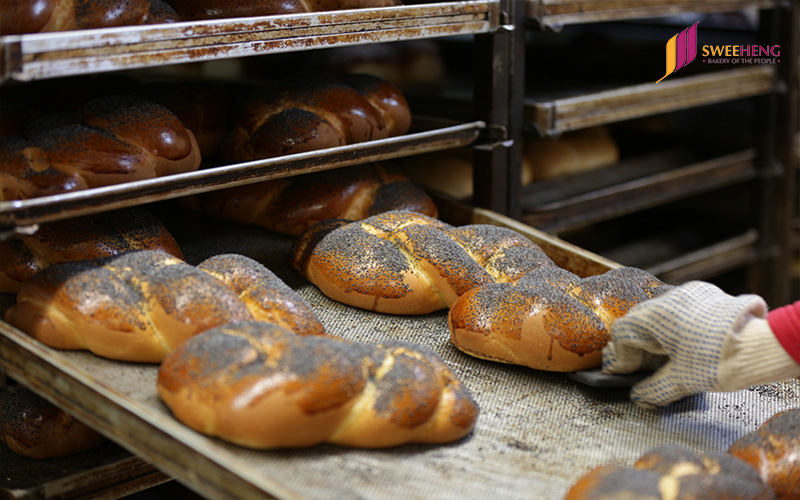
[6,251,324,362]
[1,383,105,460]
[178,162,438,236]
[221,73,411,163]
[0,208,183,294]
[0,0,179,35]
[157,321,478,449]
[448,266,672,372]
[565,446,775,500]
[291,210,556,315]
[729,408,800,500]
[0,94,201,201]
[167,0,402,21]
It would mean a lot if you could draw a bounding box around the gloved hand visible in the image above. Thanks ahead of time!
[603,281,798,409]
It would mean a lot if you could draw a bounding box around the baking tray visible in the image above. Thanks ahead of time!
[1,440,170,500]
[0,1,498,82]
[1,205,798,500]
[525,0,778,29]
[0,119,484,231]
[525,66,776,136]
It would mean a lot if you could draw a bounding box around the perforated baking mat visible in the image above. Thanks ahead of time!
[1,205,798,500]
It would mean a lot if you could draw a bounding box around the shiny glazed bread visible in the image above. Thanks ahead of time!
[6,251,325,362]
[157,321,478,449]
[0,208,183,294]
[167,0,402,20]
[564,446,776,500]
[0,94,201,201]
[291,210,556,315]
[0,384,105,460]
[448,266,672,372]
[179,162,438,236]
[0,0,179,35]
[221,73,411,163]
[729,408,800,500]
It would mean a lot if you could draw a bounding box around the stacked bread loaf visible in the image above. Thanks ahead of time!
[0,0,179,35]
[157,321,478,449]
[179,162,438,236]
[0,208,183,294]
[6,251,325,362]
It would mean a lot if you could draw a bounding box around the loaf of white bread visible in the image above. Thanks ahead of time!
[178,162,438,236]
[291,210,556,315]
[1,383,105,460]
[402,126,619,200]
[6,251,324,362]
[157,321,478,449]
[0,208,183,294]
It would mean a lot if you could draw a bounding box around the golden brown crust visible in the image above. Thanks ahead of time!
[565,446,775,500]
[0,208,183,294]
[448,266,673,372]
[291,210,556,315]
[728,409,800,500]
[522,126,619,182]
[0,0,179,35]
[5,251,324,363]
[157,321,478,449]
[220,73,411,163]
[0,384,105,460]
[179,162,438,236]
[0,95,201,201]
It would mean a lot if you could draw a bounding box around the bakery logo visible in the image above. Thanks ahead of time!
[657,22,698,83]
[658,22,781,82]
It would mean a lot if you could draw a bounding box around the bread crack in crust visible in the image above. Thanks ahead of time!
[157,322,478,449]
[291,210,557,315]
[6,251,324,363]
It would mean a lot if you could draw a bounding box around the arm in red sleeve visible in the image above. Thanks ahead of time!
[767,300,800,364]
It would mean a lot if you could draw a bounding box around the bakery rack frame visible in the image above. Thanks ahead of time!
[508,1,800,306]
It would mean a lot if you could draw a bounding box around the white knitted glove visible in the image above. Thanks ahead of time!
[603,281,800,409]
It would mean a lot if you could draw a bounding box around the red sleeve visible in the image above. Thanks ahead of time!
[767,301,800,364]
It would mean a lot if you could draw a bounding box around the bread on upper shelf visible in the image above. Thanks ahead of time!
[166,0,403,21]
[0,0,179,35]
[6,251,324,362]
[0,92,201,201]
[157,321,478,449]
[0,207,183,294]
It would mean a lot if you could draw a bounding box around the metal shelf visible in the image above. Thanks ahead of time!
[0,1,498,82]
[525,66,777,136]
[520,149,758,233]
[0,120,484,231]
[526,0,778,29]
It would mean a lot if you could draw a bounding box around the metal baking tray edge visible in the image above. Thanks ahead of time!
[1,1,499,82]
[0,120,484,230]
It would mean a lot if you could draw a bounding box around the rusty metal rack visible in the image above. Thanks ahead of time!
[0,1,499,82]
[526,0,778,30]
